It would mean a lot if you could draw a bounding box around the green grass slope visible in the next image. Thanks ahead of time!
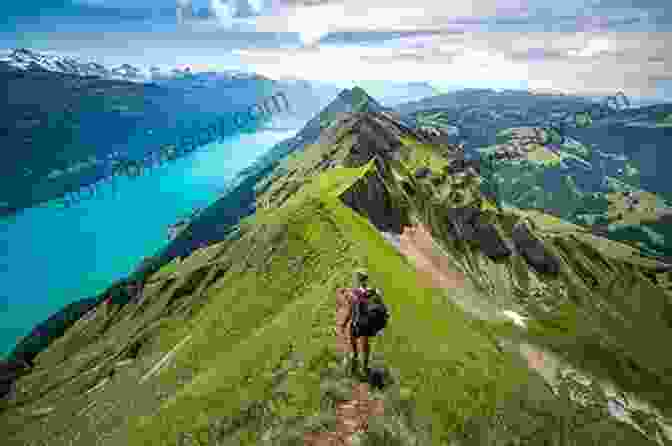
[2,108,672,446]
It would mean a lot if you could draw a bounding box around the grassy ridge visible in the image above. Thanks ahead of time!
[3,109,671,446]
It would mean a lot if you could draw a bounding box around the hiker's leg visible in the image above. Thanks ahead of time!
[361,337,371,373]
[349,334,360,374]
[350,332,359,358]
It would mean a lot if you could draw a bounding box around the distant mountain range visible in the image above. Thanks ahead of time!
[0,48,267,84]
[0,48,151,82]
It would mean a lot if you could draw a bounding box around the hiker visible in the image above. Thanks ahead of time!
[339,270,389,376]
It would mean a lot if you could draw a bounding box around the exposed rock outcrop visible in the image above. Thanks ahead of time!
[444,158,482,175]
[414,166,431,179]
[341,114,405,166]
[512,221,561,275]
[339,165,407,234]
[472,219,512,259]
[442,206,511,259]
[442,206,481,239]
[0,358,32,399]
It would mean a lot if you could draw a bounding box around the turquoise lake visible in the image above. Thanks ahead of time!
[0,128,298,358]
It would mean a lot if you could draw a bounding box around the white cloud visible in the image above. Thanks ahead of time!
[252,2,342,44]
[234,39,530,86]
[233,30,671,99]
[568,38,611,57]
[247,0,521,44]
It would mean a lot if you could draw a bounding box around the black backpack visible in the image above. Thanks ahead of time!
[351,288,389,337]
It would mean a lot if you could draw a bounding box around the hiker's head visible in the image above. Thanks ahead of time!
[354,269,369,287]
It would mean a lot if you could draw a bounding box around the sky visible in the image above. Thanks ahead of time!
[2,0,671,101]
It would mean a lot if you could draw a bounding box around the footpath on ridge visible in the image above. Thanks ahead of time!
[303,288,385,446]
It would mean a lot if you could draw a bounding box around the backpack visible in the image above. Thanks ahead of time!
[351,287,389,337]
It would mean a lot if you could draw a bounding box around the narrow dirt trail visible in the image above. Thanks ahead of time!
[303,289,384,446]
[398,223,467,291]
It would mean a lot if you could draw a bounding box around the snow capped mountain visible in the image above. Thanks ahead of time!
[0,48,151,82]
[0,48,272,85]
[110,63,145,79]
[145,64,266,83]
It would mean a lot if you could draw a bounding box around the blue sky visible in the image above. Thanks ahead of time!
[2,0,671,100]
